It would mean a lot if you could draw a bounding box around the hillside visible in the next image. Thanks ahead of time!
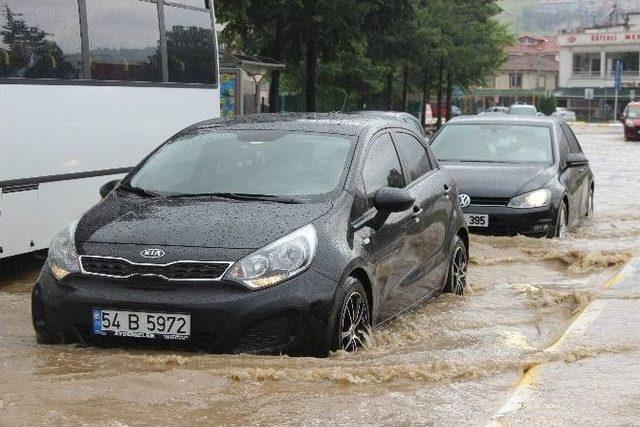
[497,0,640,35]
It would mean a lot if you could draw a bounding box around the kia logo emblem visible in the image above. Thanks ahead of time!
[140,248,165,259]
[458,194,471,208]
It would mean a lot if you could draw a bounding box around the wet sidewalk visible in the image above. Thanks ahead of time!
[489,258,640,426]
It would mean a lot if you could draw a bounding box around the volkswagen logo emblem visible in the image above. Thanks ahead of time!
[458,194,471,208]
[140,248,165,259]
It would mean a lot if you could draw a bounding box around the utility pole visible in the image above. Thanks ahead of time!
[614,60,623,121]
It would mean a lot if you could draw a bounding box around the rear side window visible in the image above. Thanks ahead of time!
[362,133,405,203]
[393,132,432,183]
[557,127,570,165]
[561,124,583,154]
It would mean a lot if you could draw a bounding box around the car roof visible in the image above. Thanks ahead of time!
[446,114,559,126]
[351,110,418,121]
[185,113,404,136]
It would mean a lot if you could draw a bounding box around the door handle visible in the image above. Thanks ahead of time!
[443,184,451,198]
[413,207,424,217]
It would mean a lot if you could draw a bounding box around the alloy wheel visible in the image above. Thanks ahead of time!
[558,205,568,238]
[339,292,370,352]
[451,245,468,295]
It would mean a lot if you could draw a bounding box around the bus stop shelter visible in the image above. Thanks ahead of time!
[219,52,285,116]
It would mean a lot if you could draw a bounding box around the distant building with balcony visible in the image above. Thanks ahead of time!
[473,35,559,110]
[556,9,640,119]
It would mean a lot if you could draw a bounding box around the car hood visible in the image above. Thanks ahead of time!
[76,195,333,249]
[441,162,556,198]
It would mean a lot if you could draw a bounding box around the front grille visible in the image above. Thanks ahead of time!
[236,312,296,353]
[470,196,510,206]
[79,256,232,281]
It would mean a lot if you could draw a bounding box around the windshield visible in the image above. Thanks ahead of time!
[509,106,537,115]
[626,107,640,119]
[127,130,353,199]
[430,124,553,164]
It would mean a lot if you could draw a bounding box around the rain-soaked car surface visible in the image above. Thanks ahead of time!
[31,113,469,357]
[430,115,594,238]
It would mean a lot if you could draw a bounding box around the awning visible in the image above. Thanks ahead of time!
[554,87,638,99]
[472,88,548,97]
[219,52,285,75]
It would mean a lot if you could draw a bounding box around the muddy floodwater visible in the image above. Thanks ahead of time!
[1,125,639,426]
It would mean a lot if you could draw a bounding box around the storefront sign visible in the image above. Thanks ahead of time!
[560,32,640,46]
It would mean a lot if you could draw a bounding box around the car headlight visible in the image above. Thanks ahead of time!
[626,120,634,127]
[223,224,317,290]
[508,189,551,209]
[48,220,80,280]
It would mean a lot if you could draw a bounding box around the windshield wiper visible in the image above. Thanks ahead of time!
[118,183,164,198]
[167,192,303,204]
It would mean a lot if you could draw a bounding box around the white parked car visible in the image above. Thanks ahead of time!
[552,107,577,122]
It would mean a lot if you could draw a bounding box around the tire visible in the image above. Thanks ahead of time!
[331,277,371,352]
[443,235,468,295]
[552,200,568,239]
[586,187,594,217]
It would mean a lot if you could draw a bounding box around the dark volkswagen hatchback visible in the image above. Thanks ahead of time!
[32,113,468,356]
[430,116,594,238]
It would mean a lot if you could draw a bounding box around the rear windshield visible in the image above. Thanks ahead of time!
[128,130,353,199]
[430,124,553,164]
[509,106,537,115]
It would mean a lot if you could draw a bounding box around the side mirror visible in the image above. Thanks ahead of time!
[566,152,589,167]
[374,187,415,212]
[99,179,120,198]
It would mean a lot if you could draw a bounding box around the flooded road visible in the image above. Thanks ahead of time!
[2,125,639,426]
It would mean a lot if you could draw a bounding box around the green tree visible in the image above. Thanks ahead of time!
[537,95,557,116]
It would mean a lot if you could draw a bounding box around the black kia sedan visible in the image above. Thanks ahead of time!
[32,113,468,356]
[430,116,594,238]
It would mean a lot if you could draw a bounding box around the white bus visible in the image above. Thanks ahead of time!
[0,0,220,259]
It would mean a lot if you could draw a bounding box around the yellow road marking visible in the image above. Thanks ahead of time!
[488,267,631,425]
[604,273,623,289]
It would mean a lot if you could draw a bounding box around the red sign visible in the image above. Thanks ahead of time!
[587,33,640,43]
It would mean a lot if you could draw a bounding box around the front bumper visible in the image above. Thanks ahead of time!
[624,125,640,140]
[462,204,555,237]
[32,266,339,356]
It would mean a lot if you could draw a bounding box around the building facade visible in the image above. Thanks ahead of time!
[557,12,640,119]
[473,35,559,110]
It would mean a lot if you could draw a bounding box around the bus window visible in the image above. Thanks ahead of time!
[166,0,209,8]
[165,5,216,84]
[86,0,162,82]
[0,0,82,79]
